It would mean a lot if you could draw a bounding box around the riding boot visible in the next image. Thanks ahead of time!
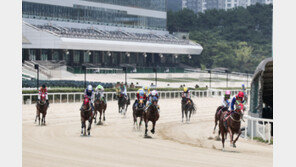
[46,100,49,107]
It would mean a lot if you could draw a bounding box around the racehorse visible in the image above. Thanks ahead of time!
[181,97,196,123]
[35,93,48,125]
[94,94,107,125]
[219,102,245,150]
[118,93,130,116]
[80,96,94,136]
[143,96,159,137]
[213,106,228,135]
[132,96,145,129]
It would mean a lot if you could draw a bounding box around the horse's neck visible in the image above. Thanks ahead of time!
[231,111,241,119]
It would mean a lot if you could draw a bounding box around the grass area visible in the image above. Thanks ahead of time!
[133,77,246,83]
[253,137,273,144]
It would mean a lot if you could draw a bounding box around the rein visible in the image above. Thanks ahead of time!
[230,115,241,122]
[230,110,243,122]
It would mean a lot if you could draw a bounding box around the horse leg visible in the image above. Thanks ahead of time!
[221,130,225,151]
[139,117,143,129]
[185,110,188,123]
[233,130,241,148]
[189,110,192,122]
[87,117,92,136]
[41,113,45,125]
[94,110,97,124]
[103,108,106,121]
[81,120,84,135]
[99,110,102,123]
[182,107,184,122]
[228,127,233,146]
[213,114,218,134]
[151,121,156,134]
[38,113,41,125]
[144,120,148,137]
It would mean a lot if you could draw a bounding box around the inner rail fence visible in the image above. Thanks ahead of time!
[242,115,273,144]
[22,89,249,105]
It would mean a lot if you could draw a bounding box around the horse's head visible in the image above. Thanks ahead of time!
[39,93,46,105]
[235,102,245,118]
[83,97,90,110]
[138,96,144,108]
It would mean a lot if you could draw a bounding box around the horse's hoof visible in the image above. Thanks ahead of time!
[151,130,155,134]
[222,148,225,152]
[233,144,236,148]
[103,118,106,121]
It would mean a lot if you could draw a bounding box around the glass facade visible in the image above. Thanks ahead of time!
[83,0,167,11]
[22,2,166,30]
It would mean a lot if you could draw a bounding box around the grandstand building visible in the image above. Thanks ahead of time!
[22,0,203,73]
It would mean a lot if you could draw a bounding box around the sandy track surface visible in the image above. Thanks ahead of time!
[23,98,272,167]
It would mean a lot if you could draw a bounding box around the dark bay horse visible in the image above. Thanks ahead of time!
[219,103,245,150]
[80,97,94,136]
[118,93,130,116]
[143,97,159,137]
[94,94,107,125]
[35,93,48,125]
[213,106,228,135]
[181,97,196,123]
[132,96,145,129]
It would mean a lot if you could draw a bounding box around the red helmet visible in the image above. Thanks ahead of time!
[237,91,244,98]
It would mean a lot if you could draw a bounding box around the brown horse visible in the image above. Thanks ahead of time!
[35,93,48,125]
[181,97,196,123]
[132,96,145,129]
[80,96,94,136]
[143,97,159,137]
[219,102,245,150]
[213,106,228,135]
[94,94,107,125]
[118,93,130,116]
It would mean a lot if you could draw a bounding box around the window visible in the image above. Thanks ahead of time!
[73,51,80,63]
[84,52,90,63]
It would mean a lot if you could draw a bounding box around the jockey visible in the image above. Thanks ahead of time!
[38,84,49,106]
[120,83,128,100]
[146,90,160,112]
[115,82,121,97]
[181,87,192,103]
[221,90,231,109]
[82,85,94,111]
[225,91,246,117]
[143,86,150,102]
[241,84,248,102]
[95,84,106,103]
[134,88,146,108]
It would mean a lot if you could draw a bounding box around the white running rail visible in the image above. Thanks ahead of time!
[242,115,273,144]
[22,89,249,105]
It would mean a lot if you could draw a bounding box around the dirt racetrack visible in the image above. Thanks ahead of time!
[23,97,272,167]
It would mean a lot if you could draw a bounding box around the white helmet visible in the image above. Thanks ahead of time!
[151,90,157,96]
[87,85,93,91]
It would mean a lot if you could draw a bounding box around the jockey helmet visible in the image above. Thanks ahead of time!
[143,86,150,94]
[242,84,245,90]
[42,84,46,88]
[183,87,188,92]
[237,91,244,98]
[151,90,157,96]
[225,90,231,96]
[87,85,93,91]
